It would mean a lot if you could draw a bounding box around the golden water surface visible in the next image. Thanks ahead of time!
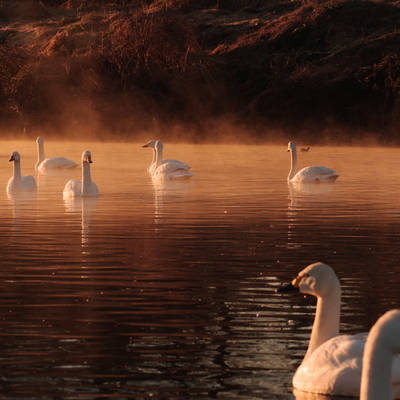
[0,140,399,399]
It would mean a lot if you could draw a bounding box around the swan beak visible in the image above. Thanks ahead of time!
[9,155,14,162]
[275,282,299,294]
[89,157,93,163]
[142,143,150,148]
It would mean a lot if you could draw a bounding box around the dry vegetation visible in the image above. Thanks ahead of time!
[1,0,400,142]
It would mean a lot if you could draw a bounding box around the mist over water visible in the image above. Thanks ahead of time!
[0,140,399,399]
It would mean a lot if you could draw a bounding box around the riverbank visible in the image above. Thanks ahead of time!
[1,0,400,143]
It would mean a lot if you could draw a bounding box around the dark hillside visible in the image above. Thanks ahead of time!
[1,0,400,142]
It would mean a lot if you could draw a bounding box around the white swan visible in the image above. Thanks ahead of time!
[276,262,400,397]
[7,151,37,193]
[287,141,339,183]
[361,309,400,400]
[36,136,77,173]
[63,150,98,198]
[142,140,193,180]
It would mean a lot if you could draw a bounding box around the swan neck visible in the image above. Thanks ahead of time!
[288,148,298,181]
[360,344,392,400]
[37,141,45,164]
[151,147,157,167]
[82,162,92,195]
[155,145,163,167]
[304,284,341,360]
[13,160,21,181]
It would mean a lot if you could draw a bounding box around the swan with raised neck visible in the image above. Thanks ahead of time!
[7,151,37,193]
[142,140,193,179]
[276,262,400,397]
[36,136,77,173]
[287,141,339,183]
[63,150,98,197]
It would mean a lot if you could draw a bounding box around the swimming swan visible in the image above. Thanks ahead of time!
[276,262,400,397]
[36,136,77,173]
[361,309,400,400]
[287,141,339,183]
[142,140,193,180]
[7,151,37,193]
[63,150,98,198]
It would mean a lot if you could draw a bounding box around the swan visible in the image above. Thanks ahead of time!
[276,262,400,397]
[287,141,338,183]
[361,309,400,400]
[142,140,193,180]
[36,136,77,173]
[63,150,98,198]
[7,151,37,193]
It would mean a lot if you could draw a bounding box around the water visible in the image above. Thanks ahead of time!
[0,140,399,399]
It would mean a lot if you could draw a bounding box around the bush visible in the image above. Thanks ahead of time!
[103,10,207,88]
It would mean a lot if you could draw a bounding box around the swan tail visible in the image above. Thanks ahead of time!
[322,174,339,183]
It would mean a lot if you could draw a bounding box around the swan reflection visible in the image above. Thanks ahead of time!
[289,181,335,196]
[287,182,336,249]
[64,197,98,248]
[7,191,37,237]
[152,179,191,228]
[293,388,349,400]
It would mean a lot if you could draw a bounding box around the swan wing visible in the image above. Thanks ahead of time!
[294,333,400,397]
[160,159,191,172]
[63,179,82,198]
[38,157,78,173]
[7,175,37,192]
[293,334,365,396]
[21,175,37,191]
[293,166,339,183]
[153,159,193,179]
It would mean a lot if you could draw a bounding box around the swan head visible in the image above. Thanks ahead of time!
[142,140,157,149]
[368,309,400,353]
[276,262,339,298]
[9,151,20,162]
[36,136,43,144]
[288,141,297,152]
[82,150,93,164]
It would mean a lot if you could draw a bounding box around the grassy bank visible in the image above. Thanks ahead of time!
[1,0,400,142]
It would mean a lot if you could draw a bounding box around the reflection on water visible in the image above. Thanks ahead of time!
[64,196,98,248]
[0,141,399,399]
[293,388,354,400]
[152,179,192,227]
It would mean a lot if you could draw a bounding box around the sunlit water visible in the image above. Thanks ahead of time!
[0,140,399,399]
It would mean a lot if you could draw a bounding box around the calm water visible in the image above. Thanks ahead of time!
[0,140,399,399]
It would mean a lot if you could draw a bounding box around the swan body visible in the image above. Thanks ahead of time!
[361,310,400,400]
[63,150,98,198]
[276,262,400,397]
[287,141,338,183]
[142,140,193,180]
[36,136,77,173]
[7,152,37,193]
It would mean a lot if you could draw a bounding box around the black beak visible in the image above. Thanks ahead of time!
[142,144,149,148]
[9,156,14,162]
[89,159,93,164]
[275,282,299,294]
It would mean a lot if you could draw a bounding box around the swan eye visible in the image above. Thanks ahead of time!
[293,273,310,287]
